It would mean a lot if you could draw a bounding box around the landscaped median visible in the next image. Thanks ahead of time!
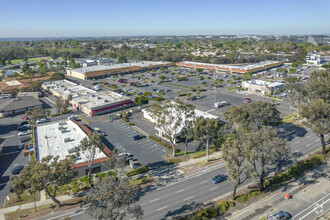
[177,150,329,220]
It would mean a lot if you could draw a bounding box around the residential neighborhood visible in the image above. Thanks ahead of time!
[0,1,329,220]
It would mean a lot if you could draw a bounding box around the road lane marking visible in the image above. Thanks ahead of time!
[200,180,208,184]
[156,206,167,211]
[183,196,194,201]
[307,135,311,138]
[296,140,301,144]
[306,144,311,147]
[315,139,319,142]
[209,187,218,191]
[1,135,15,138]
[177,189,185,193]
[150,198,159,202]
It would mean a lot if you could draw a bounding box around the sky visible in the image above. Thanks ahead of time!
[1,0,329,38]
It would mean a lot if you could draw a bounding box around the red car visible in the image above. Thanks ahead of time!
[243,98,251,103]
[20,116,29,120]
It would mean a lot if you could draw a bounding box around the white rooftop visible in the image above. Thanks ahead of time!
[180,61,280,70]
[36,120,107,164]
[6,80,22,86]
[42,80,130,109]
[71,61,172,74]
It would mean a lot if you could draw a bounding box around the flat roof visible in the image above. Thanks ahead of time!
[179,61,281,70]
[42,80,131,109]
[70,61,172,74]
[0,96,42,112]
[36,120,107,163]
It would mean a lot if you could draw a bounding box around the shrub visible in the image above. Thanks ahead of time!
[107,171,115,176]
[169,158,182,165]
[228,201,235,207]
[249,190,262,197]
[216,201,229,213]
[96,172,107,179]
[122,117,129,122]
[148,135,173,152]
[50,113,59,117]
[128,122,134,126]
[79,176,89,183]
[311,154,326,164]
[127,166,149,177]
[72,187,79,193]
[235,194,249,203]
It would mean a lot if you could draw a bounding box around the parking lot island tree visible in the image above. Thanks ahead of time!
[77,132,103,187]
[194,117,222,162]
[134,95,148,108]
[148,99,185,156]
[26,107,49,125]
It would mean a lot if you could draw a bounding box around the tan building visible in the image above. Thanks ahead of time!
[242,80,284,95]
[42,80,134,116]
[66,61,174,80]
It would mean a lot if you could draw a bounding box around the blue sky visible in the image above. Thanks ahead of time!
[1,0,329,37]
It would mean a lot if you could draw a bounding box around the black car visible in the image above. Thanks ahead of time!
[12,165,24,175]
[18,144,25,150]
[19,136,30,143]
[17,124,30,131]
[133,135,146,140]
[19,121,29,126]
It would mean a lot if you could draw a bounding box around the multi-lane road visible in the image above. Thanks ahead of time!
[37,123,327,220]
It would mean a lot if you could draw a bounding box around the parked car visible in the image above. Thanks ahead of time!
[19,136,31,143]
[243,98,251,103]
[20,116,29,120]
[18,144,25,150]
[18,130,32,136]
[9,185,14,193]
[117,152,134,160]
[95,130,107,136]
[133,135,146,141]
[68,115,79,120]
[212,174,227,184]
[19,121,29,126]
[267,210,292,220]
[17,124,30,131]
[36,118,50,124]
[12,165,24,175]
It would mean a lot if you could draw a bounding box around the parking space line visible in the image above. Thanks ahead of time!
[145,146,155,150]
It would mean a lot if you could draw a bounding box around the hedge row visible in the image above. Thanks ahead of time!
[178,200,235,220]
[148,135,173,152]
[235,190,262,203]
[127,166,149,177]
[265,154,326,188]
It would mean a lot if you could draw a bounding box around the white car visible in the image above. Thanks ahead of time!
[68,115,78,120]
[36,118,49,124]
[18,130,32,136]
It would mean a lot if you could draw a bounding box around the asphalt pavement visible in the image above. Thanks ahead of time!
[33,124,327,220]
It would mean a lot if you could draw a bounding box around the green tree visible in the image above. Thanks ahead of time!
[142,91,152,97]
[194,117,222,162]
[245,126,288,191]
[158,75,166,80]
[84,171,143,219]
[196,68,203,73]
[300,100,329,154]
[222,130,248,199]
[78,132,103,187]
[14,155,77,207]
[134,96,149,107]
[26,108,48,125]
[179,103,195,155]
[118,55,127,63]
[23,54,28,61]
[22,63,30,73]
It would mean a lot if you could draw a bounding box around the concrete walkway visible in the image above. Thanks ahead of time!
[0,194,74,220]
[228,162,330,220]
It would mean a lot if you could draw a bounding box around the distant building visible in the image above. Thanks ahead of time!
[242,80,284,95]
[306,53,321,65]
[66,61,174,80]
[0,96,42,117]
[176,61,284,74]
[42,80,134,116]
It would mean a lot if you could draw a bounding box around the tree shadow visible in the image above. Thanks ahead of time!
[162,201,205,220]
[277,123,308,141]
[39,99,52,109]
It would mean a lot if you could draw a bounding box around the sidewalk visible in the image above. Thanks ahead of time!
[0,194,74,220]
[228,162,330,220]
